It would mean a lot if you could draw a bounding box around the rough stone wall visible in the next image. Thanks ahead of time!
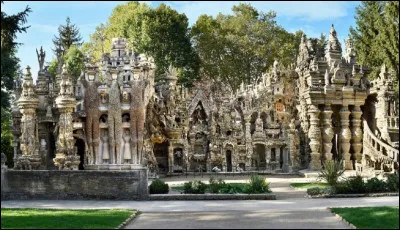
[1,169,148,200]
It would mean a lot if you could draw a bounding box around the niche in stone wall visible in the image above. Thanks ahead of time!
[173,147,184,171]
[250,112,258,135]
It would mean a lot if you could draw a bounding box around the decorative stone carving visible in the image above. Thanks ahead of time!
[322,105,334,162]
[53,65,79,170]
[308,105,322,170]
[340,105,352,170]
[351,105,363,163]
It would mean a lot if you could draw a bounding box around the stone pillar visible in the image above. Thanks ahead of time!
[322,105,334,163]
[16,66,41,170]
[351,105,363,164]
[266,148,271,170]
[288,119,300,169]
[282,148,290,172]
[276,147,281,169]
[340,105,352,170]
[53,65,80,170]
[308,105,322,170]
[168,146,174,173]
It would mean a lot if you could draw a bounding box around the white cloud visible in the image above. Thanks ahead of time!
[168,1,357,25]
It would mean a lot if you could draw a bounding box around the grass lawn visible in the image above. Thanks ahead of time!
[331,206,399,229]
[290,182,328,190]
[1,208,136,229]
[171,183,249,193]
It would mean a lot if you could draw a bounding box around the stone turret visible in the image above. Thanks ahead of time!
[53,65,79,170]
[326,24,342,65]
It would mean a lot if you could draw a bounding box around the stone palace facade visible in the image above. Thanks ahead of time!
[11,25,399,176]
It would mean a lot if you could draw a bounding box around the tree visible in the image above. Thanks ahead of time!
[52,17,83,55]
[1,1,31,108]
[0,1,31,167]
[47,46,85,84]
[63,45,85,83]
[82,1,199,87]
[191,3,300,90]
[350,1,399,79]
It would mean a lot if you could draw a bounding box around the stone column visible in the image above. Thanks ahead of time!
[282,148,290,172]
[16,66,41,170]
[288,119,300,169]
[322,105,335,163]
[53,65,80,170]
[168,146,174,173]
[266,147,271,170]
[340,105,352,170]
[308,105,322,170]
[351,105,363,164]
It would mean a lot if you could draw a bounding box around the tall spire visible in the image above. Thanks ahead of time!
[328,24,342,53]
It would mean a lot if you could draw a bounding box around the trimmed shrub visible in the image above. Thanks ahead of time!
[323,186,337,195]
[245,175,270,194]
[219,184,243,194]
[149,179,169,194]
[307,187,322,196]
[334,182,349,194]
[386,174,399,192]
[208,177,226,193]
[365,178,388,193]
[345,176,366,194]
[318,160,345,187]
[183,180,207,194]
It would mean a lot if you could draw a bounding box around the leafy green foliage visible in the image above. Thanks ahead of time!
[386,174,399,192]
[350,1,399,81]
[1,108,13,168]
[183,180,207,194]
[47,58,58,80]
[149,179,169,194]
[208,177,226,193]
[1,208,135,229]
[317,160,345,187]
[365,177,388,193]
[64,45,85,83]
[1,1,31,108]
[83,2,199,87]
[191,3,302,90]
[344,176,366,194]
[306,187,323,196]
[244,175,270,194]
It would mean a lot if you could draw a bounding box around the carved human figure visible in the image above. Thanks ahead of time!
[100,129,109,163]
[123,129,132,163]
[107,70,123,164]
[36,46,46,72]
[129,76,148,165]
[81,71,102,164]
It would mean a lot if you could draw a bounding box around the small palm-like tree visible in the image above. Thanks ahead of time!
[317,159,345,187]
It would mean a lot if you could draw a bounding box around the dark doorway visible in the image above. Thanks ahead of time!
[256,144,266,170]
[47,127,56,169]
[226,150,232,172]
[154,141,169,174]
[75,138,85,170]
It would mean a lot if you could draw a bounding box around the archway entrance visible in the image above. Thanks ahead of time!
[226,150,232,172]
[74,138,85,170]
[154,141,169,174]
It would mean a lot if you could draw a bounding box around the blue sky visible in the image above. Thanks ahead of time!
[3,1,360,80]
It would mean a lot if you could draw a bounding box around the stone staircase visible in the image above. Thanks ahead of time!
[359,120,399,175]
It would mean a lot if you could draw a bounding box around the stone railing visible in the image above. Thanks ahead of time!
[363,120,399,164]
[386,116,399,130]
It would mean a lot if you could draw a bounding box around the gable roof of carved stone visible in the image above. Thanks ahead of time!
[187,88,211,118]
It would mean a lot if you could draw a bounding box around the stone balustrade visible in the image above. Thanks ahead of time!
[363,120,398,164]
[386,116,399,130]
